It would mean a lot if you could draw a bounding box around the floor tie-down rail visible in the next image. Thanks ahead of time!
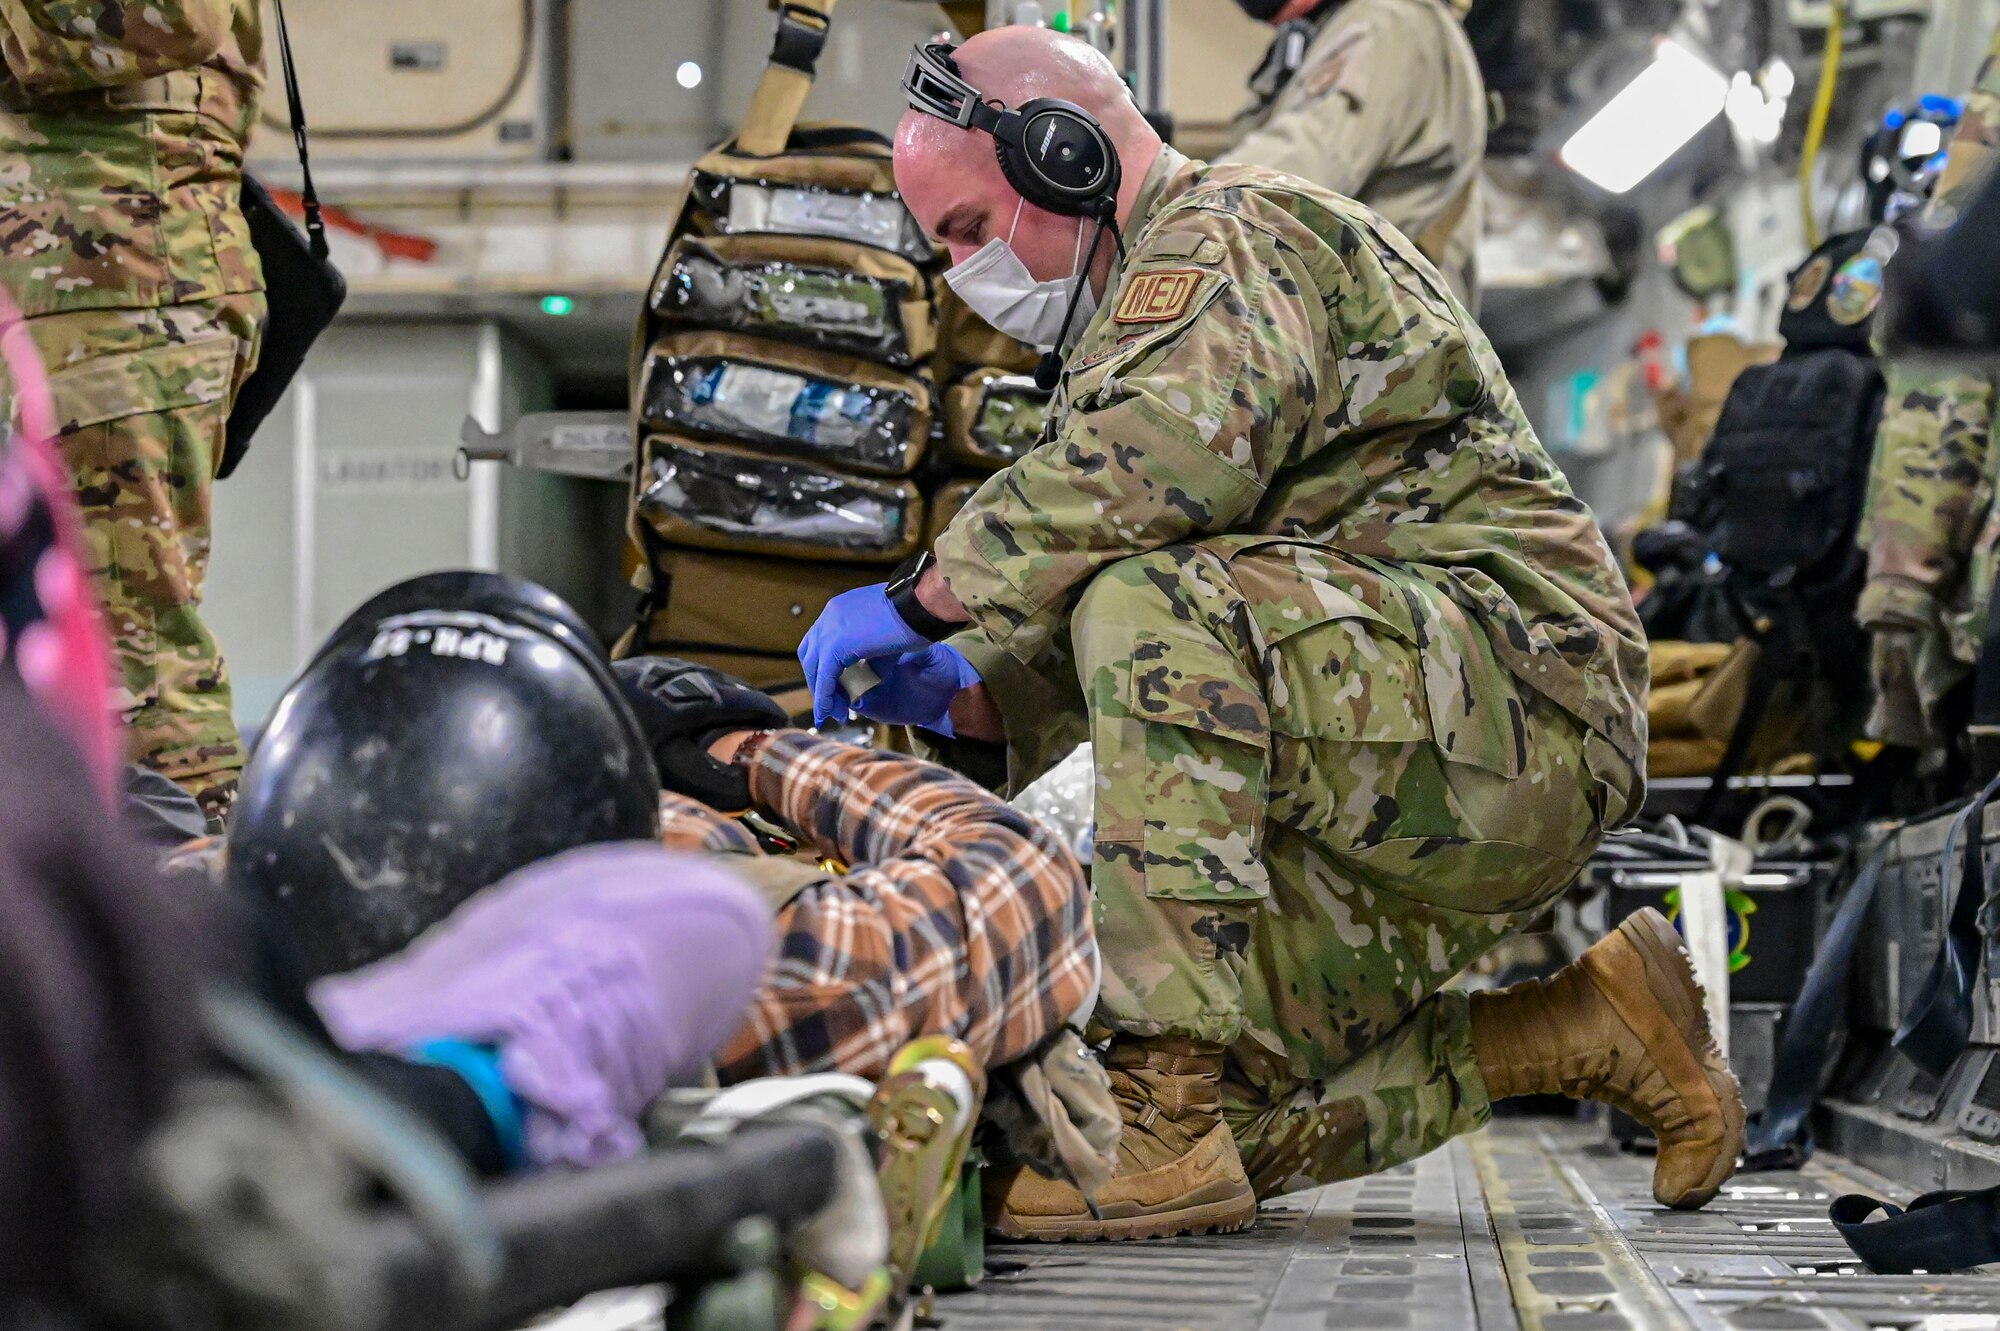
[936,1119,2000,1331]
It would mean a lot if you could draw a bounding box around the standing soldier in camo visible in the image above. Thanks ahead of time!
[1857,21,2000,754]
[0,0,265,822]
[801,27,1740,1241]
[1218,0,1487,312]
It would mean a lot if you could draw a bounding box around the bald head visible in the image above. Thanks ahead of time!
[895,26,1162,283]
[948,24,1150,126]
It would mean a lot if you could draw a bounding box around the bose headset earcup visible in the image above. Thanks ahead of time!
[903,39,1122,219]
[999,99,1121,389]
[992,97,1121,219]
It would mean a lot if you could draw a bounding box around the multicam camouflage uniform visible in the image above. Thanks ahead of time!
[933,146,1646,1195]
[0,0,266,819]
[1856,22,2000,750]
[1218,0,1486,312]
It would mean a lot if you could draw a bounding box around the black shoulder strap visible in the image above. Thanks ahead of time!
[1247,16,1315,101]
[1741,834,1892,1168]
[270,0,326,261]
[1691,599,1801,828]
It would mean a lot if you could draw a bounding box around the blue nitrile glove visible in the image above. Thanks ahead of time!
[854,644,983,734]
[800,582,931,727]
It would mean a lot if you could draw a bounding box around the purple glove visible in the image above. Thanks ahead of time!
[799,583,930,728]
[854,644,982,735]
[311,843,773,1168]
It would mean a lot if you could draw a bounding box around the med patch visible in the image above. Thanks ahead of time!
[1114,268,1203,324]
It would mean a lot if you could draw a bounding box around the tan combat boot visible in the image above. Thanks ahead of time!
[1470,907,1745,1210]
[990,1036,1258,1241]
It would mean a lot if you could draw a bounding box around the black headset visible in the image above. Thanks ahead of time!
[903,40,1124,386]
[902,41,1123,222]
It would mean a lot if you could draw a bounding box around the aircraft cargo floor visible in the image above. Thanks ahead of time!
[934,1119,2000,1331]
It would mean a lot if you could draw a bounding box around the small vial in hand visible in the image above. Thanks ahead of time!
[839,660,881,705]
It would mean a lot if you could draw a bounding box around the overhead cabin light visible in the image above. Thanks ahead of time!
[676,60,703,90]
[1561,39,1730,194]
[1727,58,1796,149]
[1763,58,1795,102]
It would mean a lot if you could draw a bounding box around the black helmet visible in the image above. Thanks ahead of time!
[297,568,602,679]
[230,571,661,977]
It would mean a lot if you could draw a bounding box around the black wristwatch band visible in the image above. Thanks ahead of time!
[886,551,959,642]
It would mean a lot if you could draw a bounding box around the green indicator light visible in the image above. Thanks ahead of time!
[540,294,575,316]
[1050,10,1071,30]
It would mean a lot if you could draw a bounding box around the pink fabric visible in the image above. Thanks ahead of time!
[0,282,118,801]
[311,843,775,1168]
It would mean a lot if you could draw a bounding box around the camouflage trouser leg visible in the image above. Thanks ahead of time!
[25,296,264,822]
[1073,540,1619,1197]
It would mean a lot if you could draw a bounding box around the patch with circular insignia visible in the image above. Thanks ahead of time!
[1827,252,1885,325]
[1786,255,1831,312]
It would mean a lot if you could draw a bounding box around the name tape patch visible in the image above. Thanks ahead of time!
[1114,268,1203,324]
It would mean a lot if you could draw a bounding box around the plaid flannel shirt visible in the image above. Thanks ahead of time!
[657,730,1096,1082]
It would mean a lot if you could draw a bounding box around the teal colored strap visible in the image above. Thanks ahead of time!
[406,1038,528,1171]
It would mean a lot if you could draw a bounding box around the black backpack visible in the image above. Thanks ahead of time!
[1660,229,1893,819]
[1696,228,1888,591]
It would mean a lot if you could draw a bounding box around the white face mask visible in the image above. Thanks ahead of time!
[941,200,1098,352]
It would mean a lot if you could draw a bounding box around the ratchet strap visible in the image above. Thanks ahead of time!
[1893,769,2000,1078]
[1741,835,1890,1168]
[738,0,839,156]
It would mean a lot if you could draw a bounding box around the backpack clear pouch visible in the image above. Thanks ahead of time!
[637,332,930,477]
[637,436,921,564]
[942,369,1052,469]
[651,234,934,366]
